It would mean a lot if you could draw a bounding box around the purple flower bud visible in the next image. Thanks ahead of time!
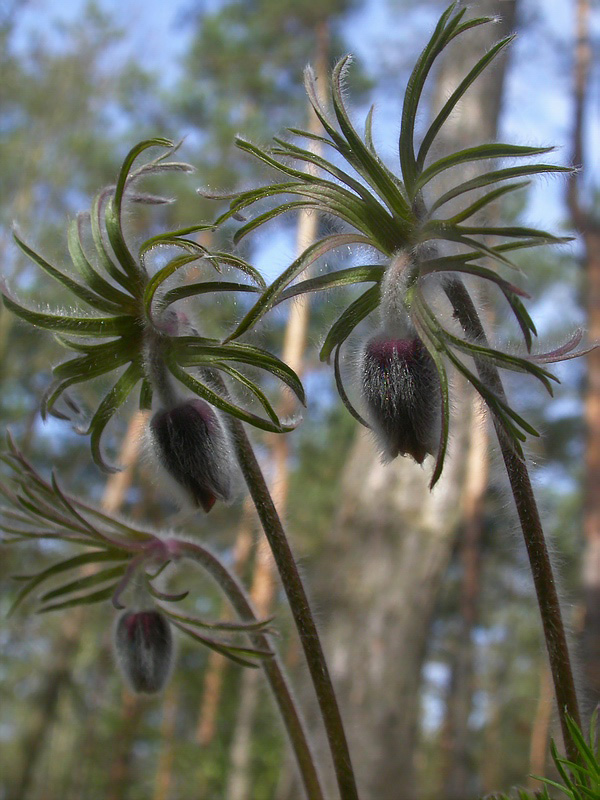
[150,399,233,512]
[114,610,173,694]
[361,335,440,464]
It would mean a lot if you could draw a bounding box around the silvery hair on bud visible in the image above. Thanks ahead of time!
[379,250,416,337]
[361,333,441,464]
[359,247,442,463]
[149,398,235,513]
[114,610,174,694]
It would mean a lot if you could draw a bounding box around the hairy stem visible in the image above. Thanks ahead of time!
[225,415,359,800]
[443,276,582,761]
[178,541,325,800]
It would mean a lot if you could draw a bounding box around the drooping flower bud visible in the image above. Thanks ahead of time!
[150,399,234,512]
[114,610,173,694]
[361,334,440,464]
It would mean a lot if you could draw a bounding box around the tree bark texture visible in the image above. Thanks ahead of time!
[224,23,329,800]
[566,0,600,710]
[441,398,489,800]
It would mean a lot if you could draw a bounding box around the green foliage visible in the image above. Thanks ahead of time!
[211,1,580,487]
[0,434,274,668]
[3,139,306,472]
[484,713,600,800]
[0,2,592,798]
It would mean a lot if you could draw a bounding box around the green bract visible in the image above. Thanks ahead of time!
[210,2,576,487]
[487,711,599,800]
[3,139,305,472]
[0,435,274,669]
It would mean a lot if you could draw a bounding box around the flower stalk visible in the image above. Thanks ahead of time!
[210,0,591,772]
[222,410,359,800]
[443,276,582,762]
[172,539,326,800]
[0,440,325,800]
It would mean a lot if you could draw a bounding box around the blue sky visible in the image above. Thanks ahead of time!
[12,0,598,224]
[9,0,597,720]
[10,0,597,427]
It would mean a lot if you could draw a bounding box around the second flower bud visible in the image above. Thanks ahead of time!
[150,399,234,512]
[361,333,440,464]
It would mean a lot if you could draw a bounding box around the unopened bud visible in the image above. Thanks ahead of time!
[361,334,440,464]
[114,610,173,694]
[150,399,234,512]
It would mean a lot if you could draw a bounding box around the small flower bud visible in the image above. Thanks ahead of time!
[150,399,234,512]
[114,610,173,694]
[361,334,440,464]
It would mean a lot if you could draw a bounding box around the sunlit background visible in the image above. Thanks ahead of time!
[1,0,599,798]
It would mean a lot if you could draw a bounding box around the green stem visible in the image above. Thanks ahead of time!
[226,415,359,800]
[178,540,325,800]
[443,276,582,762]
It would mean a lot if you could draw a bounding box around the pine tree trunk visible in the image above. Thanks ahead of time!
[105,692,144,800]
[318,409,471,800]
[566,0,600,711]
[442,399,488,799]
[195,503,255,746]
[581,228,600,706]
[224,22,329,800]
[152,686,180,800]
[528,664,554,786]
[315,5,517,798]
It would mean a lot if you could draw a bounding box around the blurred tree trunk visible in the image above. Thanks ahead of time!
[6,614,80,800]
[528,664,553,787]
[224,22,329,800]
[105,692,144,800]
[320,411,470,800]
[152,686,179,800]
[195,503,255,746]
[567,0,600,710]
[315,5,517,798]
[441,398,489,799]
[102,413,153,800]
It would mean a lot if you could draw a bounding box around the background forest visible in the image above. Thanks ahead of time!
[0,0,599,798]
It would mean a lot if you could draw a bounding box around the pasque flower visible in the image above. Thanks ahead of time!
[115,609,174,694]
[361,332,440,464]
[150,398,234,512]
[1,437,276,683]
[210,2,585,487]
[2,139,305,474]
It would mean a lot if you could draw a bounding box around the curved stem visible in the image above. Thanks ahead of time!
[443,276,582,761]
[225,415,359,800]
[177,540,325,800]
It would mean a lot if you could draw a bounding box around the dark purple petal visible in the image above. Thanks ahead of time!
[362,335,441,463]
[150,399,233,512]
[115,610,173,693]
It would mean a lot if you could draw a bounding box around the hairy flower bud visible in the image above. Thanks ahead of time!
[114,610,173,694]
[150,399,234,512]
[361,334,440,464]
